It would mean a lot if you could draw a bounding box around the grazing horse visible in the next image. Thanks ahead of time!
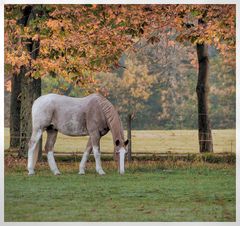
[27,93,128,175]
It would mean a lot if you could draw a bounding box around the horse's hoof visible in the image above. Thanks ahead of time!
[28,170,35,176]
[98,170,106,175]
[28,173,35,176]
[79,170,85,175]
[54,171,61,176]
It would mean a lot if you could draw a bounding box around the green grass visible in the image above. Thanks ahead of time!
[4,128,236,153]
[4,161,235,222]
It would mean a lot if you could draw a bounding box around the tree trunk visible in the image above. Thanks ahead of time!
[17,5,42,158]
[9,73,22,150]
[19,70,41,157]
[127,114,132,162]
[196,43,213,152]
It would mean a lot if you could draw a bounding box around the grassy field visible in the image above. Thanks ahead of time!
[4,160,235,222]
[4,128,236,153]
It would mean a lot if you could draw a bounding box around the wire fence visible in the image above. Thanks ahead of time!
[4,129,236,155]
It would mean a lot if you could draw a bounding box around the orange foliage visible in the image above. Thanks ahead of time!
[4,4,235,85]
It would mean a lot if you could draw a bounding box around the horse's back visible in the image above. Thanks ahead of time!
[32,93,108,135]
[33,93,57,107]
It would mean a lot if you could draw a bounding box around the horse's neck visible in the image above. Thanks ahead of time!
[109,116,124,144]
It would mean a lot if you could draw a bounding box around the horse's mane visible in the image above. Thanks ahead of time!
[95,94,124,142]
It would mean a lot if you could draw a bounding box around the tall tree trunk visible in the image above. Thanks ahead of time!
[196,43,213,152]
[19,71,41,157]
[127,114,132,162]
[9,73,22,150]
[17,5,42,158]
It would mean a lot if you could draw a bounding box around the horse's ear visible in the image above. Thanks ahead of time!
[115,140,120,146]
[124,139,129,146]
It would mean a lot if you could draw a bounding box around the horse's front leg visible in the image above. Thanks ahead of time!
[93,146,105,175]
[79,137,92,175]
[90,134,105,175]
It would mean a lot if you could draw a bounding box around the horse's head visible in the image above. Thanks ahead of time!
[115,139,129,175]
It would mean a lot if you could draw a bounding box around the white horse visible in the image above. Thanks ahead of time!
[27,93,128,175]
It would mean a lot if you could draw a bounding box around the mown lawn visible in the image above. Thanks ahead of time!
[4,161,235,222]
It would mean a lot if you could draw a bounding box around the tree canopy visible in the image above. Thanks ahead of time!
[5,4,235,85]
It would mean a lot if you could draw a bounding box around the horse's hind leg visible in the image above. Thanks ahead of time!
[28,128,42,175]
[45,129,60,175]
[79,137,92,175]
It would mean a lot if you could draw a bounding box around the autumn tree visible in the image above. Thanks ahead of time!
[167,5,235,152]
[5,5,44,157]
[5,4,161,156]
[136,5,235,152]
[4,4,133,156]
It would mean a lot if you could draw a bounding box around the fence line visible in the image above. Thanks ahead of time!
[5,150,234,157]
[5,131,235,153]
[6,136,235,148]
[7,131,235,139]
[6,135,235,143]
